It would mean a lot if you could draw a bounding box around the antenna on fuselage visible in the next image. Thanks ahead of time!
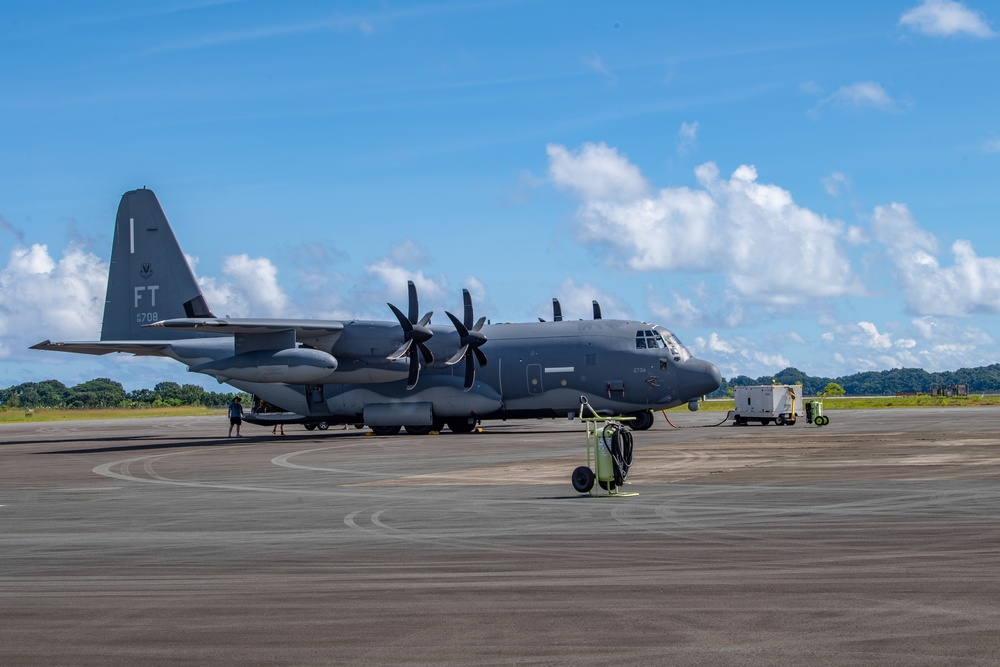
[552,298,562,322]
[592,300,602,320]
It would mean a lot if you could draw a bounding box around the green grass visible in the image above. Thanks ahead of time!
[0,406,224,423]
[3,394,999,424]
[669,395,1000,412]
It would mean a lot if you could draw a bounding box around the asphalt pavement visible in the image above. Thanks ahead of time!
[2,408,999,665]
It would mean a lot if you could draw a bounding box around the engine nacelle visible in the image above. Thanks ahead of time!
[189,348,338,383]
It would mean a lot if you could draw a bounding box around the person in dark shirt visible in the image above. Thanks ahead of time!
[228,396,244,437]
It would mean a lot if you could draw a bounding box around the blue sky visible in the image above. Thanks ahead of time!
[2,0,999,390]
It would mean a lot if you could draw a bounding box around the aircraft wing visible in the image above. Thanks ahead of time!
[146,318,345,344]
[30,340,173,356]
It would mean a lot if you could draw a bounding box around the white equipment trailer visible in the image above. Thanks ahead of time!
[733,385,802,426]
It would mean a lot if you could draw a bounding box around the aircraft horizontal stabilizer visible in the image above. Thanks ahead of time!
[30,340,171,356]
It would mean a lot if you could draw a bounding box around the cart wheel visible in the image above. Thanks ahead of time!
[598,479,617,491]
[776,415,786,426]
[819,415,830,426]
[572,466,595,493]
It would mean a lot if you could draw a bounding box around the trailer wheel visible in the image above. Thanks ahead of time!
[776,415,786,426]
[572,466,595,493]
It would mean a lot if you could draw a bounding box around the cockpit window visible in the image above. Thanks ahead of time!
[635,330,663,350]
[651,325,691,362]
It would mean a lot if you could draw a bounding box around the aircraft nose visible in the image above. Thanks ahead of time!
[677,358,722,400]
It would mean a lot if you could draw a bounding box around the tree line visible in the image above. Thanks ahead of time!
[709,363,1000,398]
[4,362,999,409]
[0,379,235,409]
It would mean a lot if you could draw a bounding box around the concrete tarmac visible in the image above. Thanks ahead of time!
[2,408,999,665]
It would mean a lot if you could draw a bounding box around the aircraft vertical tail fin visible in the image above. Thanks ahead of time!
[100,188,215,341]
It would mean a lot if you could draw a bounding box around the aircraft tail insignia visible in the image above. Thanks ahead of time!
[100,188,215,341]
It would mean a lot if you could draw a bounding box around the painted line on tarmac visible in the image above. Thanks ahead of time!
[271,443,385,477]
[93,446,420,500]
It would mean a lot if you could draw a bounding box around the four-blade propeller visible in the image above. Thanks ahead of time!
[387,281,434,390]
[387,283,490,391]
[444,289,488,391]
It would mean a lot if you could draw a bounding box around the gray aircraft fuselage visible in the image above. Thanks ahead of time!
[33,188,721,433]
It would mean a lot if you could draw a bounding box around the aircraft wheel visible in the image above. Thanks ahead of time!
[317,421,329,430]
[304,424,317,431]
[370,425,401,436]
[353,423,365,429]
[626,410,655,431]
[447,420,476,434]
[404,424,434,435]
[572,466,595,493]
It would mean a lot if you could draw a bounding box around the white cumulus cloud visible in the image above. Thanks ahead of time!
[871,203,1000,316]
[900,0,995,38]
[548,143,856,306]
[547,142,649,202]
[199,254,291,319]
[0,244,107,358]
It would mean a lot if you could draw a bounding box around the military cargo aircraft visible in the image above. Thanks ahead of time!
[33,188,721,434]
